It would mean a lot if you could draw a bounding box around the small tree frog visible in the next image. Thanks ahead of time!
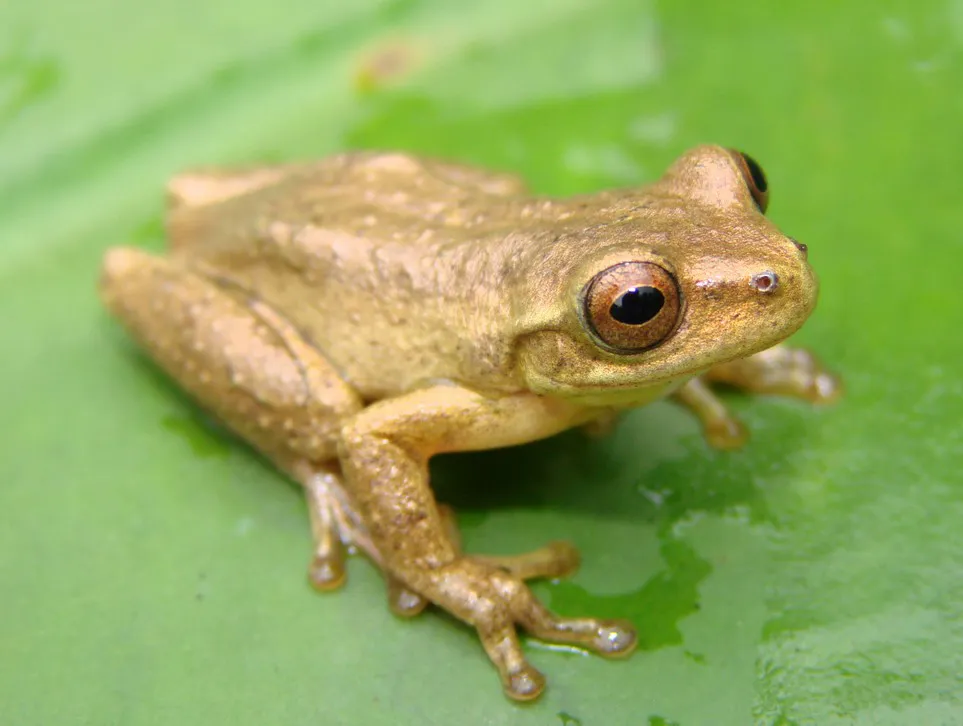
[100,146,838,700]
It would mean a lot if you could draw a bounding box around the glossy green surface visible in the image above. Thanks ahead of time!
[2,2,961,724]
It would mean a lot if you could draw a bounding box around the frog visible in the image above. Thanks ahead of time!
[98,145,839,701]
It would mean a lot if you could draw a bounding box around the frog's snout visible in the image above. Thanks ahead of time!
[754,253,819,330]
[750,234,819,312]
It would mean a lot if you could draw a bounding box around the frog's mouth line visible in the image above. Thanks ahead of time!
[550,373,695,404]
[539,319,805,405]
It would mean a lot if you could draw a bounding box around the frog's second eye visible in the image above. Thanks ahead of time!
[583,262,682,353]
[728,149,769,213]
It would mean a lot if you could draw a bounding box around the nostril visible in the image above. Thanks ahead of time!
[790,237,808,255]
[751,271,779,293]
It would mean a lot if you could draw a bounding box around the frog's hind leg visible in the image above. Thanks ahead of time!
[100,247,363,462]
[673,343,842,449]
[100,246,377,584]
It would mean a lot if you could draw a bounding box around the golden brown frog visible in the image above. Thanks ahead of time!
[99,146,838,701]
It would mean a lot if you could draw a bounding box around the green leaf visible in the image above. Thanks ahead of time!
[2,1,961,724]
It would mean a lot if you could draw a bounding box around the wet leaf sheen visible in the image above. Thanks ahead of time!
[1,1,961,724]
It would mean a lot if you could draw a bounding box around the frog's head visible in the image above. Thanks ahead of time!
[513,145,819,405]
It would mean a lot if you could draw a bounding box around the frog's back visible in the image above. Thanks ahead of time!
[167,151,529,249]
[164,152,541,399]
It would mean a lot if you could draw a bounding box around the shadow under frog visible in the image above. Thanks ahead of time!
[433,392,820,654]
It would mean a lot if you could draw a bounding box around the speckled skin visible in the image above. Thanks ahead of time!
[99,146,839,701]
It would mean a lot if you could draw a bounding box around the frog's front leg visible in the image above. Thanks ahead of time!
[338,386,636,701]
[673,343,841,449]
[384,503,582,619]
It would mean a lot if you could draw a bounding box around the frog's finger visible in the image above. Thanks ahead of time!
[304,469,349,591]
[514,597,638,658]
[442,504,579,580]
[307,550,346,591]
[299,464,389,591]
[462,561,632,695]
[302,464,432,612]
[477,624,546,701]
[472,541,580,581]
[386,578,428,617]
[672,377,748,450]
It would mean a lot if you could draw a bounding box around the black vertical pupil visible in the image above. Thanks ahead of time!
[610,286,665,325]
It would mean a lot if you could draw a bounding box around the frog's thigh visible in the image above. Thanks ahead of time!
[339,387,635,700]
[100,247,362,462]
[101,246,375,585]
[703,343,841,403]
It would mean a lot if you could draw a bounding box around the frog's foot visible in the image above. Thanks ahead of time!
[703,344,841,404]
[388,507,582,619]
[673,344,841,450]
[400,558,636,701]
[300,465,383,591]
[305,466,432,616]
[673,377,748,450]
[301,480,580,618]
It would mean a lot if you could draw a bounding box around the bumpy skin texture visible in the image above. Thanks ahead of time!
[99,146,839,701]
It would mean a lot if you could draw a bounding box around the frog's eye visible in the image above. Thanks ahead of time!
[582,262,682,353]
[728,149,769,213]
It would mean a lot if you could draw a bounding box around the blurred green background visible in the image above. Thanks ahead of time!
[2,1,961,724]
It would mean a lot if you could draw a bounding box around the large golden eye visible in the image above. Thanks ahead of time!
[582,262,682,353]
[727,149,769,213]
